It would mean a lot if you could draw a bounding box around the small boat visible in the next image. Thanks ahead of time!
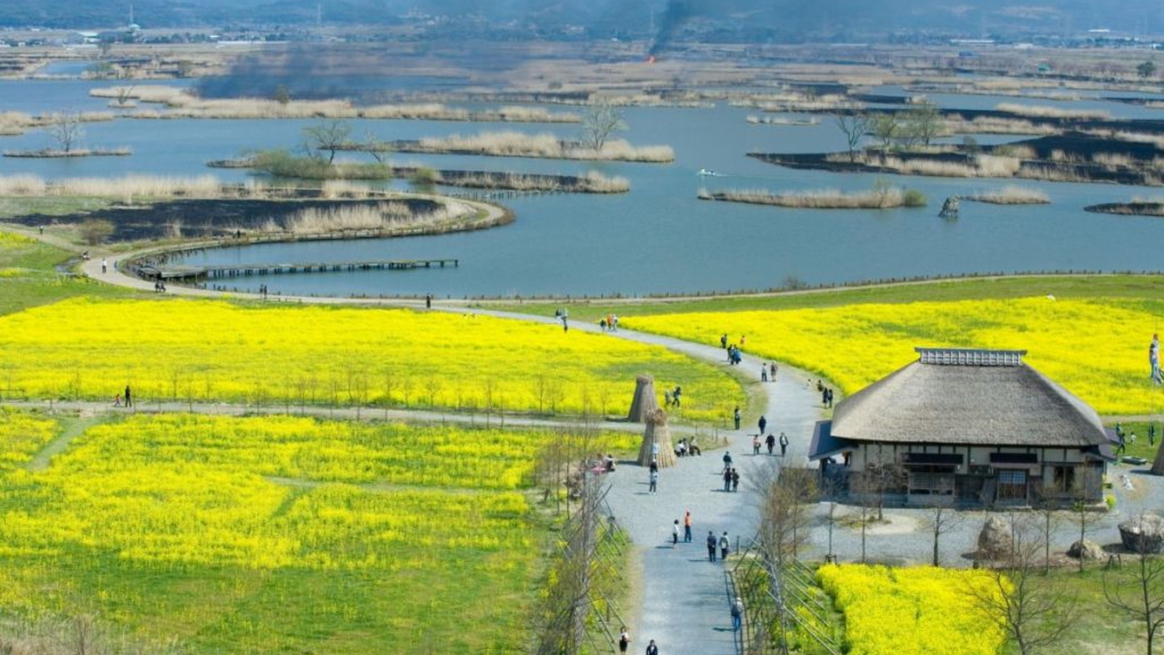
[697,168,718,176]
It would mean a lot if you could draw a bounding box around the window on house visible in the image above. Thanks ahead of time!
[997,469,1027,499]
[1052,466,1076,493]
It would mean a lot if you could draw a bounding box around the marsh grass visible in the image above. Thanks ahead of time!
[407,131,674,162]
[0,174,263,201]
[964,185,1051,204]
[91,86,580,123]
[276,201,473,236]
[3,147,132,158]
[698,186,925,209]
[995,103,1111,120]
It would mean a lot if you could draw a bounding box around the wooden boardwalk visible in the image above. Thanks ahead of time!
[138,259,459,281]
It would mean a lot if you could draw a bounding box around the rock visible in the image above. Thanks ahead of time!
[939,196,960,219]
[977,515,1012,560]
[1068,539,1104,561]
[1119,514,1164,553]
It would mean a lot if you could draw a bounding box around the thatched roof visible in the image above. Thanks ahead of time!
[830,348,1108,448]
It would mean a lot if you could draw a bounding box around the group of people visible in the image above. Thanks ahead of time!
[752,432,789,456]
[760,362,777,382]
[553,308,569,332]
[662,385,682,408]
[618,628,658,655]
[725,344,743,366]
[816,380,834,408]
[153,279,167,293]
[674,437,701,457]
[113,384,132,408]
[600,313,620,332]
[671,510,694,545]
[722,466,740,492]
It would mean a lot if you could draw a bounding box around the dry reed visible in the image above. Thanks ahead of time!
[995,103,1110,120]
[409,131,674,162]
[964,185,1051,204]
[699,187,916,209]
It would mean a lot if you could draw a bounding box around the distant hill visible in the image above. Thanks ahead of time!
[2,0,1161,38]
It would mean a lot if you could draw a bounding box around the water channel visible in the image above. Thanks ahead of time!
[2,77,1163,297]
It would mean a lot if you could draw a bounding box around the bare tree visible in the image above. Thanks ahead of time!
[924,478,963,566]
[969,516,1079,655]
[1070,468,1104,573]
[1105,522,1164,655]
[579,103,626,152]
[46,111,85,154]
[834,113,870,162]
[302,119,352,164]
[363,130,393,164]
[1034,486,1066,575]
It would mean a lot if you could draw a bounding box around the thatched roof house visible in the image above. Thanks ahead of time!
[810,348,1115,507]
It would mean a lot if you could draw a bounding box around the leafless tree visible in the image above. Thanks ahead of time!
[363,130,392,164]
[1033,486,1066,574]
[580,103,627,151]
[834,113,870,162]
[302,119,352,164]
[46,111,85,154]
[969,516,1079,655]
[1070,468,1105,573]
[1105,517,1164,655]
[924,478,964,566]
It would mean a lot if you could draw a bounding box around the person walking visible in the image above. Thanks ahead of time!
[124,384,132,408]
[733,406,741,430]
[101,258,107,274]
[722,451,733,473]
[672,520,680,547]
[619,628,631,654]
[758,415,767,435]
[723,467,732,492]
[779,432,789,457]
[720,333,728,349]
[645,639,659,655]
[706,531,718,562]
[731,468,740,492]
[719,531,730,560]
[765,433,776,455]
[683,511,692,542]
[731,597,744,631]
[752,434,760,455]
[649,469,658,494]
[761,365,768,382]
[770,362,778,380]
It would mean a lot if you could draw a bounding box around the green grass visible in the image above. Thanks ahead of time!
[1107,421,1163,463]
[487,275,1164,323]
[0,196,115,221]
[0,235,133,316]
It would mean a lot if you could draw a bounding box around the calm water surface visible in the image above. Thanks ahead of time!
[3,79,1162,297]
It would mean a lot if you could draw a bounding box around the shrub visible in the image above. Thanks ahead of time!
[902,189,927,207]
[78,219,114,245]
[410,167,440,185]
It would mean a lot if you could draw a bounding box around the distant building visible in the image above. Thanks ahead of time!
[809,348,1115,508]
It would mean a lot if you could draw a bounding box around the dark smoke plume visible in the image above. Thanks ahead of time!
[649,0,695,56]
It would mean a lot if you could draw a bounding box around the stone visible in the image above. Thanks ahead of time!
[1119,514,1164,554]
[977,515,1012,560]
[939,196,960,219]
[1068,539,1104,561]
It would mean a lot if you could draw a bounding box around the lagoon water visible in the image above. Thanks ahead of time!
[3,78,1163,297]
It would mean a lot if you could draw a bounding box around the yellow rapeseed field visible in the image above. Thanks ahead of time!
[817,564,1007,655]
[627,297,1164,415]
[0,411,621,652]
[0,298,741,421]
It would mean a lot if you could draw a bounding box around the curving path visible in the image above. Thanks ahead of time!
[66,236,826,655]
